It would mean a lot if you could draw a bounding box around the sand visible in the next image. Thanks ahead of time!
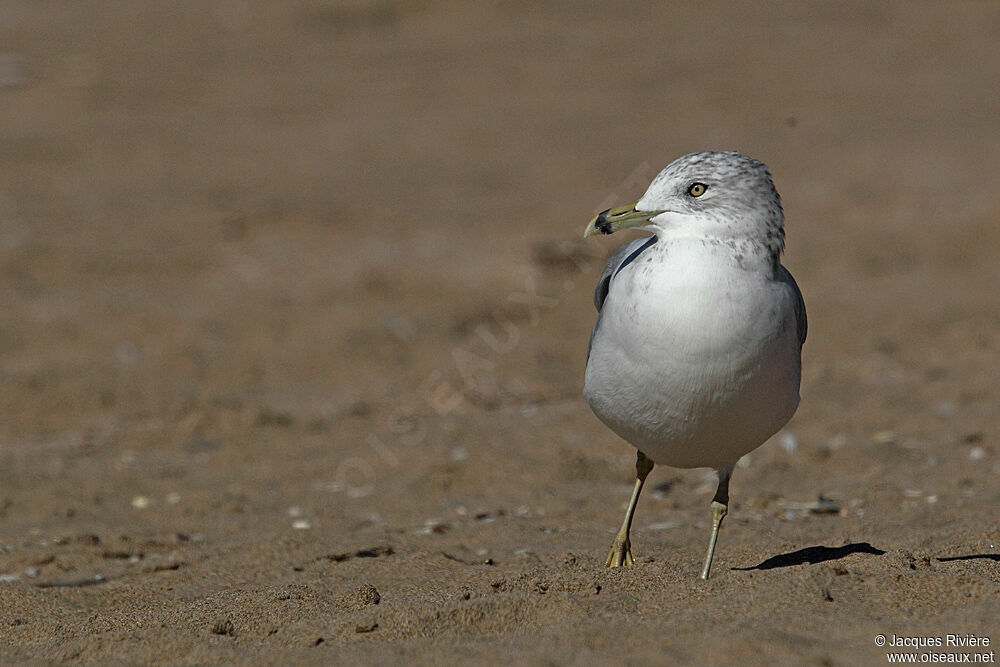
[1,1,998,664]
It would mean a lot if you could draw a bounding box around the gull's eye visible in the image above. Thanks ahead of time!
[687,182,707,197]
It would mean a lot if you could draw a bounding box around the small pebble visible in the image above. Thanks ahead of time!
[826,434,847,449]
[212,619,236,637]
[926,495,938,504]
[288,506,303,518]
[779,432,798,454]
[644,521,679,531]
[356,583,380,605]
[291,519,312,530]
[166,492,182,504]
[969,447,986,462]
[810,496,841,514]
[131,496,150,510]
[932,401,957,417]
[873,430,896,444]
[415,518,447,534]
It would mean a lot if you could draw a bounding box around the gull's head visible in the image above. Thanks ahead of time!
[584,151,784,256]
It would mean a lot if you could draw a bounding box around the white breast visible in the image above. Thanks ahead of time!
[584,240,801,468]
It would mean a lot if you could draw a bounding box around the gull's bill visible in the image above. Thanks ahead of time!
[583,203,666,238]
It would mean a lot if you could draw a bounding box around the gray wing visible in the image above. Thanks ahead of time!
[587,236,658,361]
[777,264,807,347]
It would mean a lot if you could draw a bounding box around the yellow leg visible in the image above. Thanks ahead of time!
[700,469,731,579]
[605,451,654,567]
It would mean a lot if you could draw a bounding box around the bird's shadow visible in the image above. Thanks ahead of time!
[733,542,885,571]
[936,554,1000,562]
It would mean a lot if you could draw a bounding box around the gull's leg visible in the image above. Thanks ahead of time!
[700,467,732,579]
[605,451,654,567]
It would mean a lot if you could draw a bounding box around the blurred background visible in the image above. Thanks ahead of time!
[1,1,998,660]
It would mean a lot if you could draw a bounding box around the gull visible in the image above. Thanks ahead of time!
[582,151,806,579]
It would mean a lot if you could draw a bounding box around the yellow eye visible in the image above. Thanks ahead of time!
[688,182,707,197]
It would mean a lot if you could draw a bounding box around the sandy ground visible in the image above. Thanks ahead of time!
[1,1,999,663]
